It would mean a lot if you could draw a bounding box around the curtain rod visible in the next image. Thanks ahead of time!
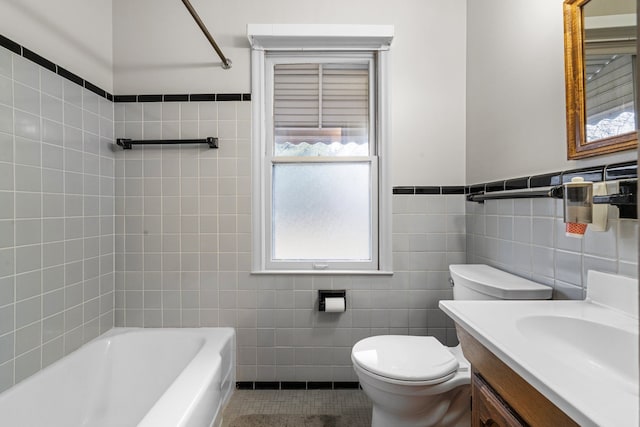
[181,0,232,69]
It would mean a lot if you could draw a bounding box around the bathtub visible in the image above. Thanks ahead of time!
[0,327,235,427]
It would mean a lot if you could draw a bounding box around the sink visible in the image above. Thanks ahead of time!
[516,315,638,389]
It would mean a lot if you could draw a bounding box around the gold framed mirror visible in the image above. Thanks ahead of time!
[563,0,637,159]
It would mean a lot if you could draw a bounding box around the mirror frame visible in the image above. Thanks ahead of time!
[563,0,638,159]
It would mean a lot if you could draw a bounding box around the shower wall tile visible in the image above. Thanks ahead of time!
[114,100,464,382]
[467,197,637,299]
[0,46,115,393]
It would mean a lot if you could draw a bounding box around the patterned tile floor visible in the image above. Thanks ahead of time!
[220,390,372,426]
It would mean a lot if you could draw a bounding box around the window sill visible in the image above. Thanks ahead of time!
[251,270,394,276]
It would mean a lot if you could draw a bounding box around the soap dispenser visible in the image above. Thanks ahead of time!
[563,177,592,237]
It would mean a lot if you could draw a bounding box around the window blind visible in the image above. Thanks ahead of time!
[274,63,369,130]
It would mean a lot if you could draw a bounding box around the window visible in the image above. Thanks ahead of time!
[249,25,393,273]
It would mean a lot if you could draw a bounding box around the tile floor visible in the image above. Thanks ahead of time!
[221,389,372,426]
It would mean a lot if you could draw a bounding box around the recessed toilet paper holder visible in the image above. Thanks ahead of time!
[318,290,346,312]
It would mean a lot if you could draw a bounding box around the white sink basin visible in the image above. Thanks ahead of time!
[440,270,639,427]
[516,315,638,390]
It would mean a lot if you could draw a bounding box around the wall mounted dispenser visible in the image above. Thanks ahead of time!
[563,177,593,238]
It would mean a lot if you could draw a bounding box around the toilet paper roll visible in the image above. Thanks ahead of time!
[324,297,345,313]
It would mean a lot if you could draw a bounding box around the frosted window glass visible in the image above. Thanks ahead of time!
[272,163,371,261]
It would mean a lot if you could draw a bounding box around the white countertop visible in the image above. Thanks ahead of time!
[439,298,638,427]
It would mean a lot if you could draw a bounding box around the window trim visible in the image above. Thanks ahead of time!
[249,25,393,274]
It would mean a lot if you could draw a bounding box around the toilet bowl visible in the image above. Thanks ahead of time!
[352,336,470,427]
[352,264,552,427]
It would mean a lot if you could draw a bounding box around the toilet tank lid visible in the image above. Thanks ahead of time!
[449,264,552,299]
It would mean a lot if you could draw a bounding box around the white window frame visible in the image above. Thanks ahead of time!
[249,25,393,274]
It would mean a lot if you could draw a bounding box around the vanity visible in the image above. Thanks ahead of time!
[459,327,577,426]
[440,270,639,427]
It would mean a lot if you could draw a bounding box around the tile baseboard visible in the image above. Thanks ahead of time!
[236,381,361,390]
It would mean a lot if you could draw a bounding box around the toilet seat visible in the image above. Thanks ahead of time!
[352,336,459,385]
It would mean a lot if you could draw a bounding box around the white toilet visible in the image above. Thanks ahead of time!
[351,264,552,427]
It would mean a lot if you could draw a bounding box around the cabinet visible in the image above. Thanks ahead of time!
[473,373,525,427]
[456,327,579,427]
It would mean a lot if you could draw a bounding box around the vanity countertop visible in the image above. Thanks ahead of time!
[440,271,639,427]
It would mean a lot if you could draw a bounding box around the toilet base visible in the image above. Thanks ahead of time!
[369,384,470,427]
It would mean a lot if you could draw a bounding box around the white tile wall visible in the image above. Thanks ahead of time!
[7,44,636,387]
[0,46,115,392]
[114,101,465,381]
[466,191,638,299]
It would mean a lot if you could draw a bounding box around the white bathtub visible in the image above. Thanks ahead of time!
[0,327,235,427]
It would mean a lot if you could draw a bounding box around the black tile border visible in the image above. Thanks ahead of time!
[392,186,470,195]
[415,186,440,195]
[189,94,216,102]
[392,186,415,195]
[561,166,604,184]
[504,177,529,191]
[235,381,254,390]
[253,381,280,390]
[57,66,83,87]
[114,95,136,103]
[113,93,252,103]
[394,161,637,197]
[441,186,466,195]
[236,381,361,390]
[307,381,333,390]
[463,161,636,196]
[468,184,485,194]
[333,381,360,389]
[485,181,504,192]
[605,161,637,181]
[0,34,21,55]
[281,381,307,390]
[138,94,163,103]
[529,172,562,189]
[216,93,242,101]
[163,94,189,102]
[84,80,106,98]
[0,34,250,103]
[22,48,56,73]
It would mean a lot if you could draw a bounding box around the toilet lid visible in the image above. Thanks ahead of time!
[352,336,458,382]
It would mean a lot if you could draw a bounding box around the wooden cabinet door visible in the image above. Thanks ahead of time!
[473,374,527,427]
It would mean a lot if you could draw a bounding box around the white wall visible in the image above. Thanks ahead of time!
[5,0,629,185]
[465,0,636,184]
[112,0,468,186]
[0,0,114,92]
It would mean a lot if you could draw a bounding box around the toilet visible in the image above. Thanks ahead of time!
[351,264,553,427]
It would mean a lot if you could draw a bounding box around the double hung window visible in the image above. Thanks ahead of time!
[249,26,393,273]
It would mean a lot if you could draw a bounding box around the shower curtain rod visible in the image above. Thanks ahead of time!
[181,0,232,69]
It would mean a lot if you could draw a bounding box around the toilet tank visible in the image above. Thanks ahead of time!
[449,264,552,300]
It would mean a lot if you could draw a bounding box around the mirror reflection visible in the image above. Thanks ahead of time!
[583,0,637,142]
